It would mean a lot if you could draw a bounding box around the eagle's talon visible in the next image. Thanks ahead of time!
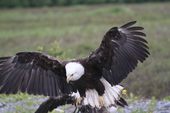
[75,97,83,106]
[99,96,104,107]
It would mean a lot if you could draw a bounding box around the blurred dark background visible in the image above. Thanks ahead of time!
[0,0,170,8]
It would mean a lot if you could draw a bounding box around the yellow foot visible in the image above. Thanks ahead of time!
[121,89,128,96]
[99,96,104,107]
[75,97,83,106]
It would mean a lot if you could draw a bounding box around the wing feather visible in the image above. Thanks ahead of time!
[0,52,72,97]
[46,70,52,96]
[127,26,144,31]
[38,68,43,95]
[35,67,40,94]
[120,21,136,28]
[87,21,149,85]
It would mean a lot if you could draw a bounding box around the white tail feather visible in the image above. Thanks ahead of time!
[83,89,100,108]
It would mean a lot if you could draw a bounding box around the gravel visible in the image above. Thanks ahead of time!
[0,98,170,113]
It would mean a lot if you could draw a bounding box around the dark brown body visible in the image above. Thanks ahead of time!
[70,74,105,97]
[65,59,105,97]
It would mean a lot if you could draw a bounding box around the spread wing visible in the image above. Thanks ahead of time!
[87,21,150,85]
[0,52,72,97]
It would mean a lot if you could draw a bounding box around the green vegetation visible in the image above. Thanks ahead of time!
[0,2,170,100]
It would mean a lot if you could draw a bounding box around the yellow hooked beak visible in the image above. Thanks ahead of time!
[66,76,71,83]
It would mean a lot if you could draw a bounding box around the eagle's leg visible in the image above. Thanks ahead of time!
[95,80,105,107]
[75,89,86,106]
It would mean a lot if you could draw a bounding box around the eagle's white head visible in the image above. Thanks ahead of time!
[65,62,85,83]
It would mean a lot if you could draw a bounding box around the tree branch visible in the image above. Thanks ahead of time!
[35,95,75,113]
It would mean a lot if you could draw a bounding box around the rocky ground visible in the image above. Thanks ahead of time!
[0,96,170,113]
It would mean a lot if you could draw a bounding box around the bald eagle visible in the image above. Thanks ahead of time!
[0,21,149,110]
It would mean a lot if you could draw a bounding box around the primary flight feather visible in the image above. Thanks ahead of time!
[0,21,149,109]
